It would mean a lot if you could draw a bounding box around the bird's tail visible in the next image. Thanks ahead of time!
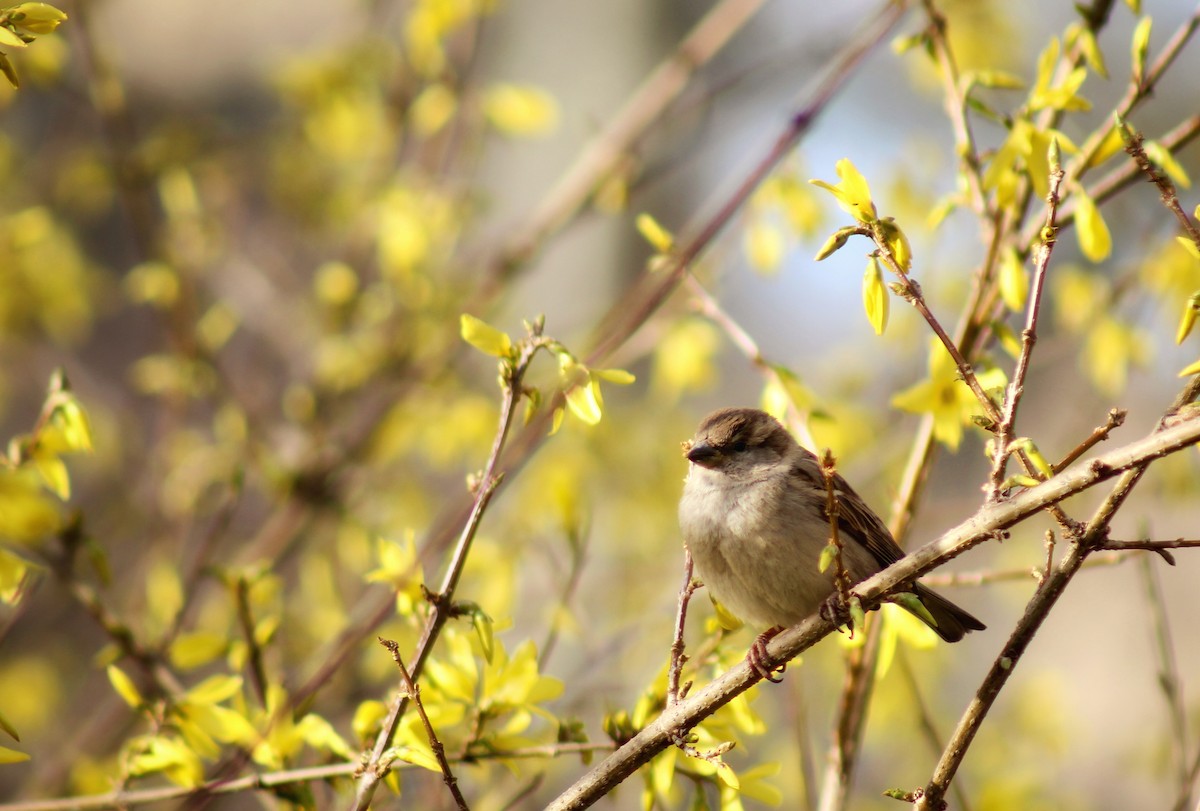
[907,584,986,643]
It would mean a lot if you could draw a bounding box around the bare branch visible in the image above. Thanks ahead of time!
[378,638,470,811]
[549,413,1200,811]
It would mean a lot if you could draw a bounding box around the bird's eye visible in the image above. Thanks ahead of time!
[731,438,748,453]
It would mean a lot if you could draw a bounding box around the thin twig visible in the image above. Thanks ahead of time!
[920,548,1146,587]
[814,449,869,811]
[585,0,907,367]
[915,390,1200,810]
[471,0,768,307]
[667,549,698,708]
[1122,126,1200,251]
[896,651,973,811]
[352,327,547,810]
[919,0,991,220]
[234,576,268,706]
[378,638,470,811]
[1053,409,1127,473]
[1094,538,1200,563]
[819,450,852,617]
[1061,3,1200,195]
[666,549,734,761]
[1038,531,1056,591]
[1138,555,1189,794]
[817,621,880,811]
[540,524,591,667]
[685,275,818,447]
[987,144,1066,500]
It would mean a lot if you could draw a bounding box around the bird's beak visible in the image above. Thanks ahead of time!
[686,441,720,467]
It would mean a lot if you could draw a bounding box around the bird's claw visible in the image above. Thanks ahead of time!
[747,626,786,683]
[819,592,853,632]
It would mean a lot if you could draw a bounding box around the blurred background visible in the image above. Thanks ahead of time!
[1,0,1199,808]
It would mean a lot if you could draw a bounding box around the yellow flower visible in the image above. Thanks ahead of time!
[809,158,877,224]
[891,339,1007,450]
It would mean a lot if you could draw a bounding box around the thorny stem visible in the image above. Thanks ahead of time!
[378,638,470,811]
[915,378,1200,810]
[874,237,1000,422]
[667,549,698,708]
[1063,3,1200,194]
[818,451,852,613]
[986,147,1066,500]
[1053,409,1127,473]
[352,331,546,811]
[1122,128,1200,252]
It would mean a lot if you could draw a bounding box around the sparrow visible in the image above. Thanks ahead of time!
[679,407,984,680]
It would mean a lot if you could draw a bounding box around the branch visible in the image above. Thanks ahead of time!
[667,549,697,708]
[987,143,1065,499]
[1121,125,1200,251]
[585,0,907,366]
[378,638,470,811]
[915,395,1200,809]
[547,413,1200,810]
[472,0,768,305]
[1138,556,1189,793]
[352,330,546,810]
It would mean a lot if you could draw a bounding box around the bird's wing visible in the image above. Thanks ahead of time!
[790,450,907,567]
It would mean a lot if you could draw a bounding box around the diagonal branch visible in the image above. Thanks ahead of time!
[547,412,1200,811]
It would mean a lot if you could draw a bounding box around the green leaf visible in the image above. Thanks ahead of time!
[169,632,228,670]
[818,543,837,574]
[564,377,602,425]
[1074,190,1111,262]
[0,709,19,742]
[970,69,1024,90]
[471,606,495,664]
[1176,293,1200,344]
[0,27,29,49]
[1131,17,1152,86]
[9,3,68,35]
[0,745,30,764]
[459,314,513,357]
[862,256,888,335]
[107,664,143,708]
[814,226,854,261]
[635,212,674,253]
[999,248,1029,312]
[1144,140,1190,188]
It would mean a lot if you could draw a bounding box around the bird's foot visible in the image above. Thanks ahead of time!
[819,592,853,633]
[748,626,786,683]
